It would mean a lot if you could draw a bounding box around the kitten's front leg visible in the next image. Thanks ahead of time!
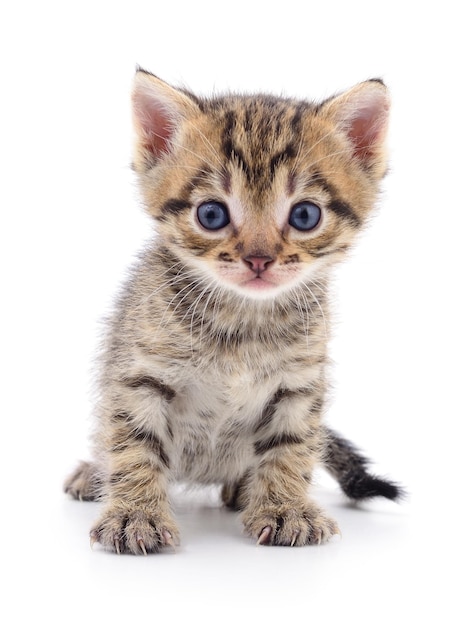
[90,380,179,555]
[242,388,339,546]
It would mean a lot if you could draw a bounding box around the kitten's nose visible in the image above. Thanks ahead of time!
[243,255,274,274]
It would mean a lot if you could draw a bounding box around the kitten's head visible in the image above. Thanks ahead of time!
[132,69,389,300]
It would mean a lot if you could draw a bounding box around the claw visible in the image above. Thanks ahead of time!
[162,529,176,552]
[291,531,299,547]
[114,538,121,555]
[137,538,147,556]
[90,530,99,550]
[257,526,272,545]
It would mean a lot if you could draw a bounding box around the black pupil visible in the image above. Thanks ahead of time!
[206,207,218,224]
[298,207,310,224]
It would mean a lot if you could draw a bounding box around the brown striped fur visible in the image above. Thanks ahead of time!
[64,69,400,554]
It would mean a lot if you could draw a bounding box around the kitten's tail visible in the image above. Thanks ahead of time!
[323,427,404,501]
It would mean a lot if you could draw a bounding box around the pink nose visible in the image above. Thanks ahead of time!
[243,256,274,274]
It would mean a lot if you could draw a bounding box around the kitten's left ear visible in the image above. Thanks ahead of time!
[132,68,200,171]
[320,79,390,177]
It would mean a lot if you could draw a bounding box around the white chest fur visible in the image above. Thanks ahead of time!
[169,361,282,482]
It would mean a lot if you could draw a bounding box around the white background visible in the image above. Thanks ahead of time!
[1,1,468,624]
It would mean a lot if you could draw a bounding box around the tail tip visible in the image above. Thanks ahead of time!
[340,471,405,502]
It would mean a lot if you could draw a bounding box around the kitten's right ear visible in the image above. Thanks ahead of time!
[132,68,200,171]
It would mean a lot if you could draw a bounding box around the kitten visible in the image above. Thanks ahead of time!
[64,68,402,554]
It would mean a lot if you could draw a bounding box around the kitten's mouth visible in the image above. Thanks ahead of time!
[243,276,276,290]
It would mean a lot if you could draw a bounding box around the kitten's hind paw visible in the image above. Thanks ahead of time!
[90,507,179,555]
[64,461,103,502]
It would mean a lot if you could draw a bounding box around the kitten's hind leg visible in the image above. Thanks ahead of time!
[221,471,252,511]
[64,460,104,502]
[323,428,404,501]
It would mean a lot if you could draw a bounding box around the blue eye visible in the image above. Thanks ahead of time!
[197,201,230,230]
[289,201,322,231]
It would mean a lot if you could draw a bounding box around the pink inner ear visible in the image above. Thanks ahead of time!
[347,99,388,163]
[133,89,175,159]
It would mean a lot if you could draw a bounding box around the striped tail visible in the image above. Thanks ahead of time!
[323,427,404,501]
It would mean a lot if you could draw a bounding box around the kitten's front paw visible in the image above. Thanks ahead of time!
[242,502,339,546]
[90,507,179,555]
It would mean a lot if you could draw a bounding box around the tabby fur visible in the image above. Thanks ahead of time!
[64,69,401,554]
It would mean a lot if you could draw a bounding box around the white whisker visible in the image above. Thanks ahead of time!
[186,279,218,352]
[299,280,328,339]
[148,130,224,175]
[185,119,225,170]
